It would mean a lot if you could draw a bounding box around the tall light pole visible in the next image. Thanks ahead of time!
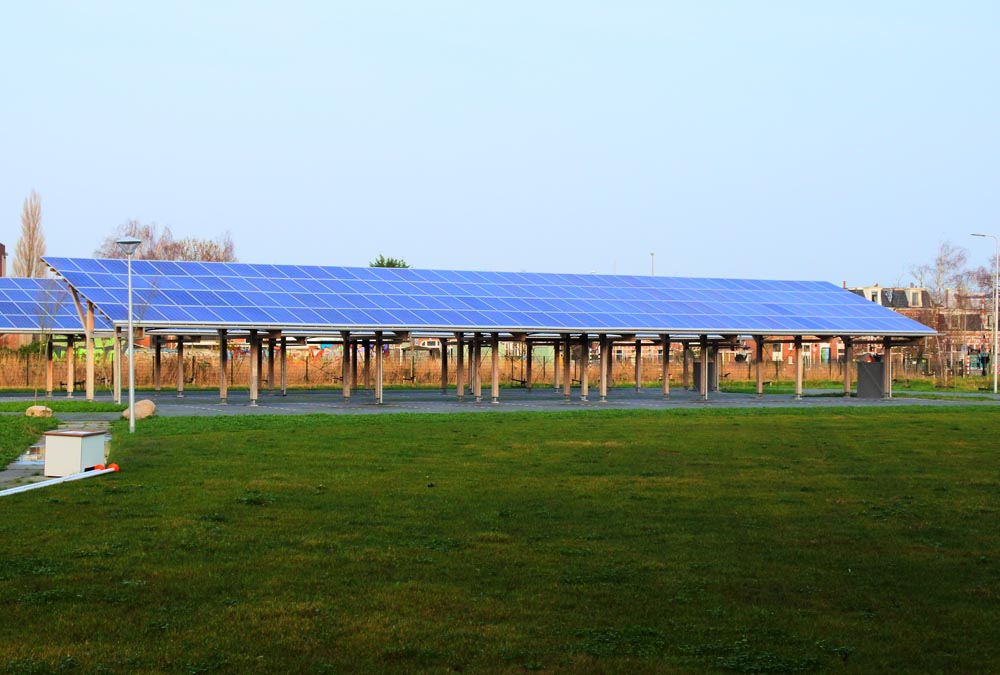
[116,237,141,431]
[971,233,998,394]
[650,252,655,276]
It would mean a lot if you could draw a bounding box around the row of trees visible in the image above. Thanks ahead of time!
[11,191,410,271]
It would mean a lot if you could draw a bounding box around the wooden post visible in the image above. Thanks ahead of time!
[699,336,709,401]
[46,338,55,399]
[66,337,75,398]
[682,343,690,390]
[85,302,95,402]
[842,337,853,396]
[883,337,893,399]
[661,334,670,398]
[374,331,384,404]
[491,332,500,403]
[526,342,533,391]
[473,333,483,402]
[562,335,572,400]
[280,336,288,396]
[363,339,371,391]
[455,333,465,400]
[794,336,803,400]
[599,334,608,401]
[176,338,185,398]
[341,331,351,401]
[350,340,358,391]
[268,335,276,394]
[153,335,162,393]
[553,340,561,391]
[754,335,764,398]
[440,336,449,394]
[249,331,259,406]
[218,329,228,404]
[634,338,642,392]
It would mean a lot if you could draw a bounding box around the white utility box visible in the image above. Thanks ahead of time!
[43,430,107,477]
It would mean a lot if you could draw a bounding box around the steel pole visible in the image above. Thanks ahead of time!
[972,233,999,394]
[127,253,136,433]
[993,235,998,394]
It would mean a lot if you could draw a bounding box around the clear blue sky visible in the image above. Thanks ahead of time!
[2,2,997,285]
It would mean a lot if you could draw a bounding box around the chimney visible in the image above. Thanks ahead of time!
[0,243,5,277]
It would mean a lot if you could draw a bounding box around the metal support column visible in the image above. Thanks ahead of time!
[580,334,589,401]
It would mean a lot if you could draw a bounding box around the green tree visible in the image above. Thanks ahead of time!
[370,254,409,268]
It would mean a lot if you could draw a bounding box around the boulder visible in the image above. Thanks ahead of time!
[25,405,53,418]
[123,399,156,420]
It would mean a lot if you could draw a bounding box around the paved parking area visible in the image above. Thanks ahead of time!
[11,385,997,421]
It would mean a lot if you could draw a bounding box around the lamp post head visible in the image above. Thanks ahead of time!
[115,237,141,256]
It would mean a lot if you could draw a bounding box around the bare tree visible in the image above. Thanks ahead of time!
[911,242,977,384]
[13,190,46,277]
[911,241,972,307]
[94,220,236,262]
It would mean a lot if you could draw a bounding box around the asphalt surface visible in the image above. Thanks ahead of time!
[8,384,999,421]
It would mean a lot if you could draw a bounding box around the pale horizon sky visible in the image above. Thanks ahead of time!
[2,2,997,287]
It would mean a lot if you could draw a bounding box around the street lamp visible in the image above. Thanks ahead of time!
[971,233,998,394]
[116,236,141,432]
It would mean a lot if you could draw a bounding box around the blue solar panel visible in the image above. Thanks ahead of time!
[40,256,937,337]
[0,278,112,332]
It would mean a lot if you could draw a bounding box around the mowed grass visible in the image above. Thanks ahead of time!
[1,408,998,674]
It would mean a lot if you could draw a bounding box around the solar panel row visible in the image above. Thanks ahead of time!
[0,277,112,332]
[40,257,936,337]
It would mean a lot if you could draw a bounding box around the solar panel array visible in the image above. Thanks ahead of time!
[0,277,111,333]
[42,257,935,337]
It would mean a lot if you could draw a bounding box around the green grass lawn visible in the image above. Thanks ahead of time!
[1,408,998,674]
